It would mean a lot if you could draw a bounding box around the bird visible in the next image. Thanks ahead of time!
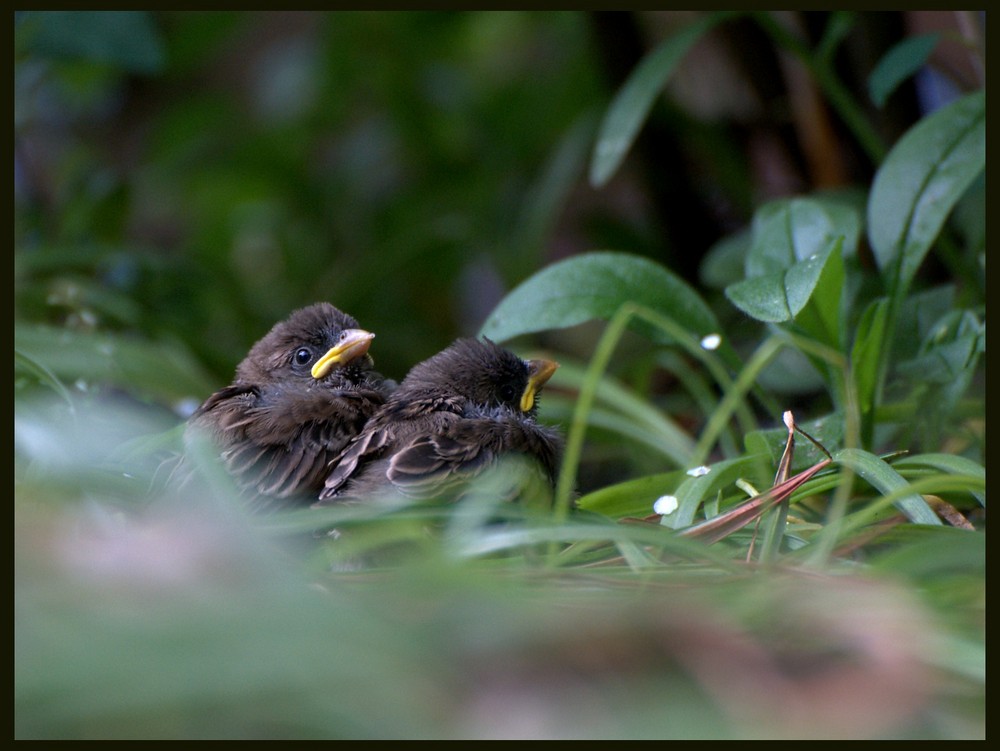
[182,302,394,512]
[318,337,563,506]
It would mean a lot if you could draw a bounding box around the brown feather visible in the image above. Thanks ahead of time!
[180,303,393,510]
[319,338,562,504]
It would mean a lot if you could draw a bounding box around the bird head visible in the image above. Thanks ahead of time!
[402,338,558,416]
[235,302,375,385]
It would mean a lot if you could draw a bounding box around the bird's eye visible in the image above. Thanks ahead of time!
[498,383,518,403]
[294,348,313,366]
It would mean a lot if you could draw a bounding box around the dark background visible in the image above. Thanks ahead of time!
[14,10,980,399]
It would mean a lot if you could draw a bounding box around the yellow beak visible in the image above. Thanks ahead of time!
[311,329,375,379]
[520,358,559,412]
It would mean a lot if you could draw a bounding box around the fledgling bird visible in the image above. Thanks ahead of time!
[318,337,563,505]
[184,302,394,512]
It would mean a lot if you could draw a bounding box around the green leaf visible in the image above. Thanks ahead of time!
[868,90,985,293]
[724,273,794,323]
[835,448,942,525]
[726,195,860,325]
[850,297,890,421]
[14,323,216,405]
[724,244,835,323]
[575,471,687,519]
[817,12,856,61]
[896,309,983,384]
[793,236,846,350]
[699,227,751,290]
[745,197,860,277]
[869,526,984,578]
[510,113,597,273]
[868,33,941,108]
[589,11,736,187]
[546,359,696,467]
[479,251,721,347]
[952,172,985,253]
[17,11,166,74]
[755,347,825,396]
[14,349,75,406]
[894,284,956,363]
[892,453,985,507]
[668,454,772,529]
[745,414,843,472]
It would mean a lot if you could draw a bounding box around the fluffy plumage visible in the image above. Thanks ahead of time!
[319,337,562,504]
[185,302,393,511]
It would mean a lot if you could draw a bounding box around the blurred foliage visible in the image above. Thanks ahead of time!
[15,11,985,740]
[15,11,609,385]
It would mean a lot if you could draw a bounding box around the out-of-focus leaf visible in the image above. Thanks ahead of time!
[17,11,166,74]
[817,11,856,61]
[699,228,751,291]
[868,91,985,293]
[754,346,825,396]
[868,33,941,108]
[868,526,984,578]
[550,358,696,466]
[589,11,737,187]
[14,323,217,405]
[952,172,985,253]
[894,284,956,362]
[897,309,983,383]
[15,349,74,406]
[509,113,596,273]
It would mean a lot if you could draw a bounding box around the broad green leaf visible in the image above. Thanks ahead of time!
[835,448,941,525]
[17,11,166,74]
[724,244,835,323]
[727,196,859,325]
[724,273,794,322]
[576,471,686,519]
[850,297,890,420]
[868,33,941,108]
[745,197,860,277]
[868,90,985,292]
[589,11,736,187]
[480,251,721,347]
